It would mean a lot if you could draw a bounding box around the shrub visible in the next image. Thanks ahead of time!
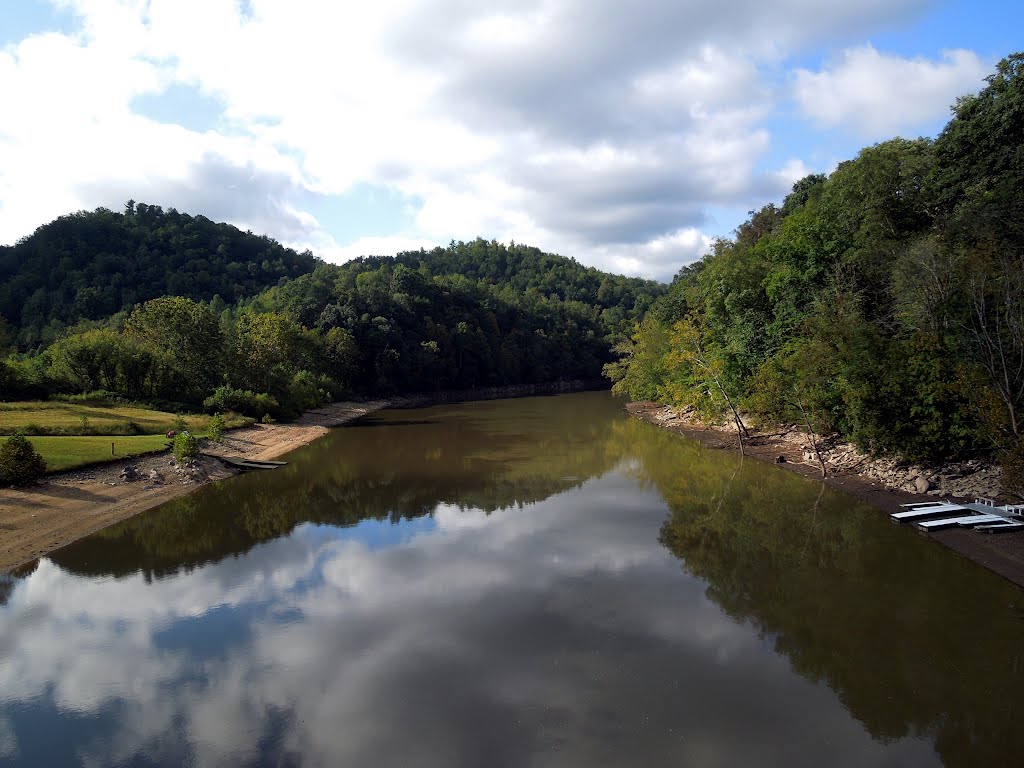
[286,370,328,413]
[173,431,200,462]
[208,413,226,442]
[0,434,47,486]
[204,385,279,419]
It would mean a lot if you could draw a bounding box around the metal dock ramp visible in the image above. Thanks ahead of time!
[976,521,1024,534]
[890,503,966,522]
[915,514,1006,531]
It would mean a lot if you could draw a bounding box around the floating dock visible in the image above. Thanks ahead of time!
[890,503,966,522]
[916,514,1006,531]
[890,498,1024,533]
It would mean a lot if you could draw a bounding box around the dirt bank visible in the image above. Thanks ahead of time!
[626,401,1024,590]
[0,401,389,573]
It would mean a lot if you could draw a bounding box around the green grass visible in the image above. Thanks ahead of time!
[0,401,248,436]
[0,400,254,472]
[28,435,172,472]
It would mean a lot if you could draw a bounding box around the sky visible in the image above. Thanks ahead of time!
[0,0,1019,280]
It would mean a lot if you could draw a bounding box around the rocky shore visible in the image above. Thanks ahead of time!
[627,401,1024,589]
[643,402,1004,500]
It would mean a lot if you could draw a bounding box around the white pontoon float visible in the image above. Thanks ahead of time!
[890,498,1024,533]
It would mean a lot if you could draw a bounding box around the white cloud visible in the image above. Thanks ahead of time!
[0,0,964,277]
[793,45,988,137]
[324,234,440,262]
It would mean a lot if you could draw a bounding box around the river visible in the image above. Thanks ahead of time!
[1,391,1022,767]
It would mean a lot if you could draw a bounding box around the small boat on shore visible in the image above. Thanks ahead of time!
[206,454,288,471]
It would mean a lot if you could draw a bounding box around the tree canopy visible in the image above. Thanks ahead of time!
[0,204,318,350]
[605,53,1024,493]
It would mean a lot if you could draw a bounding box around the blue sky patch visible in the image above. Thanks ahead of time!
[131,84,225,133]
[0,0,74,48]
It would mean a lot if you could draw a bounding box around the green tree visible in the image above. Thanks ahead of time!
[667,315,750,452]
[231,311,306,394]
[603,317,672,401]
[125,297,223,401]
[930,52,1024,249]
[47,329,120,393]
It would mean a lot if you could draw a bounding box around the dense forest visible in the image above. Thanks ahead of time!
[0,202,319,349]
[0,219,662,415]
[605,53,1023,493]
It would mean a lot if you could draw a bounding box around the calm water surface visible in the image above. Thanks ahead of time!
[2,392,1023,767]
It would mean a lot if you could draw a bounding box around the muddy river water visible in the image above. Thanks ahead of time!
[1,392,1022,766]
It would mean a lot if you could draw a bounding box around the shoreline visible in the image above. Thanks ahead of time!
[624,401,1024,590]
[0,380,604,574]
[0,401,390,574]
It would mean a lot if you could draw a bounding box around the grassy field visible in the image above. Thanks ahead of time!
[0,400,253,473]
[0,401,242,436]
[27,435,172,472]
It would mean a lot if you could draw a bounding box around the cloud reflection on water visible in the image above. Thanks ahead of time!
[0,470,936,767]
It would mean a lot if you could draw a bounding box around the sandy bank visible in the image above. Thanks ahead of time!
[0,401,389,573]
[625,401,1024,590]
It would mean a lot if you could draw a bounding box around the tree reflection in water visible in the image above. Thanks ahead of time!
[621,419,1024,768]
[17,393,1024,767]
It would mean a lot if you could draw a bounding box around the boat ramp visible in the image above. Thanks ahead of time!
[890,499,1024,533]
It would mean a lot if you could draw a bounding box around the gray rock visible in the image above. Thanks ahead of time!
[119,465,141,482]
[914,476,931,493]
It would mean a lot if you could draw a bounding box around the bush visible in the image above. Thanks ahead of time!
[173,431,200,462]
[208,413,226,442]
[0,434,47,486]
[204,385,279,419]
[292,370,327,407]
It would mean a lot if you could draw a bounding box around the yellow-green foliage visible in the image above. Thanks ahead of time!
[0,401,246,436]
[27,435,169,472]
[207,413,226,442]
[173,432,200,462]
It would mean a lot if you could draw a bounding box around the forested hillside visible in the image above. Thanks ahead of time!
[0,203,319,349]
[255,239,661,344]
[605,53,1023,491]
[1,223,663,416]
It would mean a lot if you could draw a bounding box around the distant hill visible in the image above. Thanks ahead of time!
[261,238,665,342]
[0,203,319,349]
[2,208,669,407]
